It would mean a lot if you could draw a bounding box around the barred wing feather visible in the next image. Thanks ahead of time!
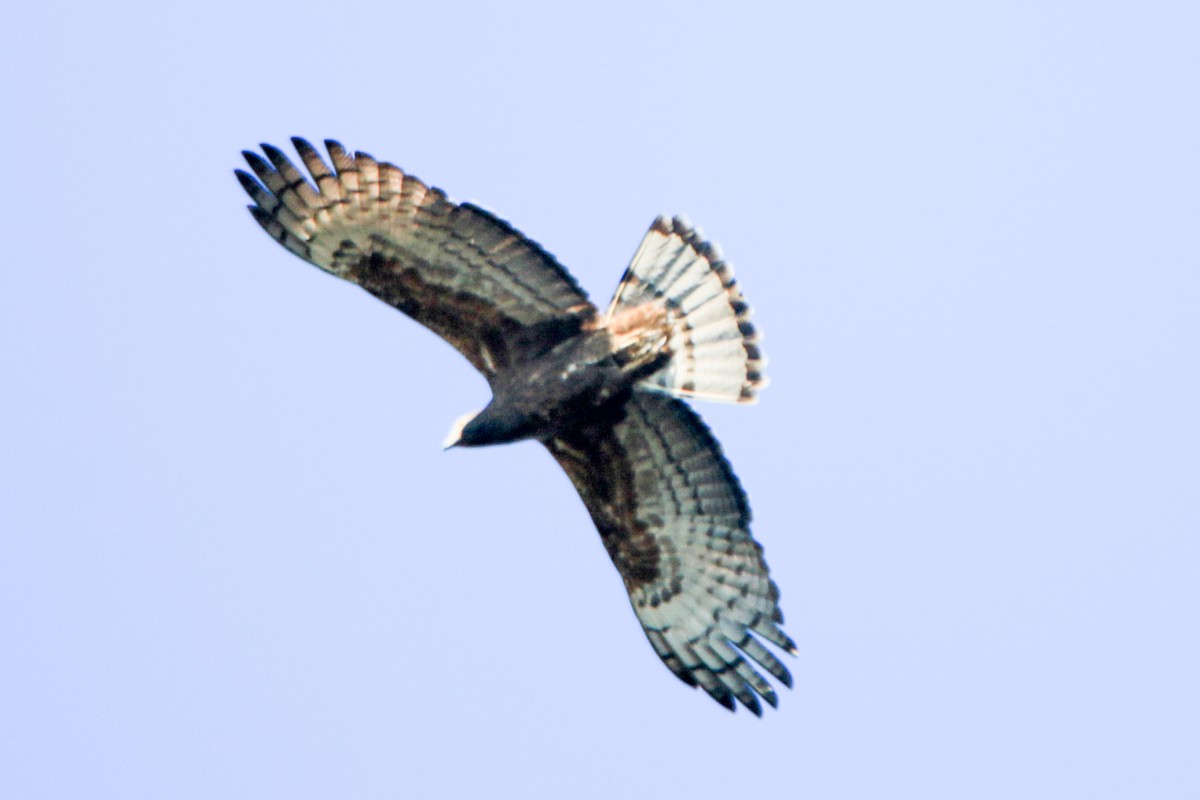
[237,139,595,377]
[546,390,794,714]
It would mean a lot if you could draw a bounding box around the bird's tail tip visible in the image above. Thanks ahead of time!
[606,215,767,404]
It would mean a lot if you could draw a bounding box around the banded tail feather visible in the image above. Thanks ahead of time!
[605,215,767,404]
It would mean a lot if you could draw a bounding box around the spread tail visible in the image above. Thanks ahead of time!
[604,216,767,404]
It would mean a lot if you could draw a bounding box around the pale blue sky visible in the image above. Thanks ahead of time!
[2,2,1197,798]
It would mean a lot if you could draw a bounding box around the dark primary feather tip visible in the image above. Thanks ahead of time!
[234,169,260,193]
[324,138,345,152]
[290,136,313,150]
[242,150,273,177]
[259,142,289,165]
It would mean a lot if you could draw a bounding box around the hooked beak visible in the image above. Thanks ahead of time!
[442,410,478,450]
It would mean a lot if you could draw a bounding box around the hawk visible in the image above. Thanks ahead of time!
[236,139,795,714]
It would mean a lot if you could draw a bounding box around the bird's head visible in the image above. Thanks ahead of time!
[443,403,537,448]
[442,410,481,450]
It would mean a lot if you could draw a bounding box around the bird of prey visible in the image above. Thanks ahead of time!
[236,139,795,714]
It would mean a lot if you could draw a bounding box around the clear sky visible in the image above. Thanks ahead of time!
[2,1,1197,798]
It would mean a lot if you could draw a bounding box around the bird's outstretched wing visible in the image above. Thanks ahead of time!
[545,390,794,714]
[237,139,596,377]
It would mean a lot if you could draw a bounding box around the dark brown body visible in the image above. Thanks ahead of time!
[458,327,667,446]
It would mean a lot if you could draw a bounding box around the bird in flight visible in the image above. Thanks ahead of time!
[236,139,795,714]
